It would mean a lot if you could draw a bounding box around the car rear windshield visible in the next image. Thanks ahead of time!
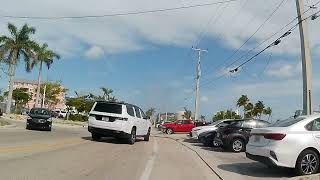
[271,117,305,127]
[30,108,51,116]
[93,102,122,114]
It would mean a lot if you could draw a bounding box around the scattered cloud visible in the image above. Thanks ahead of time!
[265,61,301,78]
[85,46,104,59]
[200,96,209,102]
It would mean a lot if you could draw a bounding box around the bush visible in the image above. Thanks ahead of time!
[66,114,88,122]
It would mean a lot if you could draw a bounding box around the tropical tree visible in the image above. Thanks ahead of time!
[40,82,67,109]
[244,102,254,118]
[0,23,39,113]
[237,95,250,117]
[263,107,272,120]
[34,43,60,107]
[214,110,241,120]
[254,101,265,119]
[100,87,113,101]
[182,107,192,120]
[146,108,156,118]
[4,88,31,113]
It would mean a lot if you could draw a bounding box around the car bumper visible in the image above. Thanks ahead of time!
[88,126,129,138]
[246,152,277,167]
[27,121,51,129]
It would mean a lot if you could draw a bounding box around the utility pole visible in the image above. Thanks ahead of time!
[296,0,313,115]
[192,47,207,121]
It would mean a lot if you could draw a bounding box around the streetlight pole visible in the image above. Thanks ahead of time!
[296,0,313,115]
[192,47,207,121]
[42,84,47,108]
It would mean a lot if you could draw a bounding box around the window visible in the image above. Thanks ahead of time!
[182,120,191,124]
[134,107,141,118]
[229,121,243,127]
[177,120,183,124]
[306,118,320,131]
[140,109,147,119]
[126,105,135,117]
[93,102,122,114]
[242,121,256,128]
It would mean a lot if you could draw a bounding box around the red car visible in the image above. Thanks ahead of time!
[161,120,195,134]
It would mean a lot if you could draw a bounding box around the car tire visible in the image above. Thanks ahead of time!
[295,149,319,176]
[128,128,136,145]
[144,128,151,141]
[92,133,101,141]
[213,140,220,147]
[166,128,173,135]
[230,138,245,152]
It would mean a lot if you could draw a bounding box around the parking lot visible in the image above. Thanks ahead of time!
[156,132,318,180]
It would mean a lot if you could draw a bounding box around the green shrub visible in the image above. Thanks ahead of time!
[66,114,88,122]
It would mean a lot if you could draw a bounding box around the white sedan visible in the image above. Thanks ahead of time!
[190,119,235,139]
[246,114,320,175]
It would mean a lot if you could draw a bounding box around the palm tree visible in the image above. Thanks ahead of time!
[182,107,192,120]
[244,102,254,118]
[100,87,113,101]
[0,23,39,113]
[146,108,156,118]
[254,101,265,119]
[237,95,249,117]
[263,107,272,120]
[34,43,60,107]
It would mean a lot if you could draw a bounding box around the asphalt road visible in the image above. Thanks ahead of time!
[0,119,219,180]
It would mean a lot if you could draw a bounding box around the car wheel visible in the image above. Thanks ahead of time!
[92,133,101,141]
[295,149,319,176]
[230,138,245,152]
[128,128,136,145]
[213,140,220,147]
[166,128,173,135]
[144,128,151,141]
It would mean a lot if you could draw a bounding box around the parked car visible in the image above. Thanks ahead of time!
[214,119,269,152]
[197,119,240,146]
[54,109,67,118]
[190,119,237,140]
[26,108,52,131]
[246,114,320,176]
[88,101,152,145]
[161,119,195,134]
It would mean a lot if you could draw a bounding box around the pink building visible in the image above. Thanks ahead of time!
[13,79,66,110]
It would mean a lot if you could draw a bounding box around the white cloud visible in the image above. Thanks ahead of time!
[85,46,104,59]
[200,96,209,102]
[1,0,319,58]
[265,61,302,78]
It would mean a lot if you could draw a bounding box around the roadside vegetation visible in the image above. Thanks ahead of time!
[213,95,272,121]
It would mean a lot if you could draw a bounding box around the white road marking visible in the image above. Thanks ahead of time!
[139,138,158,180]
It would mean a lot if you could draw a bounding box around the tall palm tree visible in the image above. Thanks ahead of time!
[237,95,249,117]
[254,101,265,119]
[100,87,113,101]
[146,108,156,118]
[34,43,60,107]
[0,23,39,113]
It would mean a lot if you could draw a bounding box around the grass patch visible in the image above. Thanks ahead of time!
[0,120,10,126]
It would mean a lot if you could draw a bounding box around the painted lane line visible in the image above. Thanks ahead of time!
[139,138,158,180]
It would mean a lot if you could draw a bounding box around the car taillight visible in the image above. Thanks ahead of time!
[263,133,286,140]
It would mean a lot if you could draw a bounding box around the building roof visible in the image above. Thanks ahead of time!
[14,79,38,85]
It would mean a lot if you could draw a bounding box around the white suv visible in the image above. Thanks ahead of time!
[88,101,151,144]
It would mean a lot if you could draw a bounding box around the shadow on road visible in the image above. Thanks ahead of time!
[183,138,199,143]
[81,136,143,144]
[217,162,293,178]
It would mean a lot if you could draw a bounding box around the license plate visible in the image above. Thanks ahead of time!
[102,117,109,122]
[254,136,260,142]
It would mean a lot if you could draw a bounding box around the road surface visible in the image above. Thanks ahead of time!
[0,119,219,180]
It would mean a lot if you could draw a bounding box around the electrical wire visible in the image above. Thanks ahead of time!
[0,0,241,20]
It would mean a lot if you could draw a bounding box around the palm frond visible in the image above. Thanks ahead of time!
[7,23,18,38]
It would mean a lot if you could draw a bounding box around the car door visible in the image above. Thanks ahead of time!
[306,118,320,148]
[133,106,143,136]
[175,120,183,132]
[183,120,193,132]
[139,108,149,135]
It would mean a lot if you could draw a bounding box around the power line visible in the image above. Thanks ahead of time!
[201,0,287,80]
[0,0,241,20]
[229,9,320,72]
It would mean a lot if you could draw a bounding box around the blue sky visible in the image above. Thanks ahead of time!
[0,0,320,121]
